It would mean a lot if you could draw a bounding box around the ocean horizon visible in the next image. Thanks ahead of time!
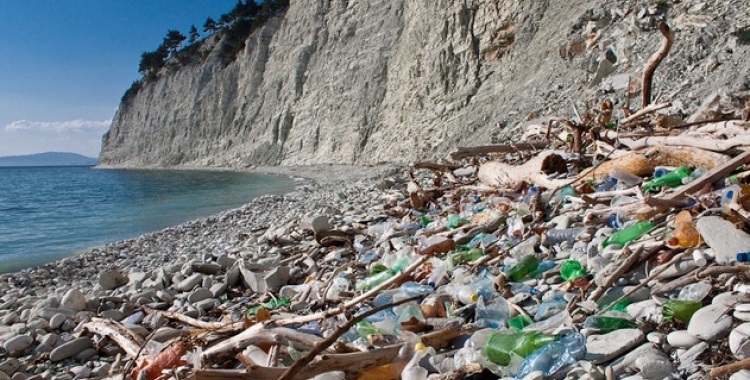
[0,165,296,273]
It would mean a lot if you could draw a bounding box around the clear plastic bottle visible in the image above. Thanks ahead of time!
[609,167,642,186]
[400,281,434,297]
[546,228,585,245]
[514,332,586,378]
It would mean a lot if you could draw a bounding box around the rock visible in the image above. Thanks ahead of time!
[100,309,125,321]
[49,337,93,362]
[188,288,214,303]
[646,332,664,345]
[736,311,750,322]
[74,347,98,362]
[60,289,86,312]
[696,216,750,264]
[209,282,227,297]
[175,273,203,292]
[99,268,128,290]
[586,329,644,364]
[308,215,332,234]
[49,314,67,330]
[714,292,750,308]
[611,343,669,376]
[730,323,750,360]
[688,304,733,341]
[666,330,701,348]
[69,365,90,379]
[3,335,33,357]
[0,358,20,375]
[730,370,750,380]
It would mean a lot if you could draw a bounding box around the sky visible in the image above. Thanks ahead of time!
[0,1,238,158]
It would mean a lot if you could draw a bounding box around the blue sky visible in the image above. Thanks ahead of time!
[0,1,238,157]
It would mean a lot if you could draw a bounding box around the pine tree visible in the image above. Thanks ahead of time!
[203,17,218,34]
[188,25,200,44]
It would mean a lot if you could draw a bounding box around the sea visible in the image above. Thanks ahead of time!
[0,166,296,273]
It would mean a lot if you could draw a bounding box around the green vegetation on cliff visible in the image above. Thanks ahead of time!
[123,0,288,102]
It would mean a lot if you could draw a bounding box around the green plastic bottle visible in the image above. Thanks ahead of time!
[447,214,470,229]
[451,248,485,265]
[356,269,396,291]
[356,321,382,339]
[643,166,691,192]
[662,300,702,323]
[602,221,654,247]
[508,314,533,331]
[506,255,540,282]
[484,331,556,366]
[560,260,587,281]
[594,316,639,333]
[247,297,292,315]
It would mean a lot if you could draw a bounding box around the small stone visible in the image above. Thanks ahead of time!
[730,370,750,380]
[696,216,750,265]
[646,332,664,345]
[730,323,750,359]
[175,273,203,292]
[188,288,213,303]
[611,343,668,376]
[666,330,701,348]
[69,366,90,379]
[195,298,218,311]
[714,292,750,308]
[688,304,733,341]
[60,289,86,312]
[586,329,644,364]
[3,335,33,357]
[99,268,128,290]
[736,311,750,322]
[50,337,93,362]
[100,309,125,321]
[49,314,67,330]
[209,282,227,297]
[74,347,98,362]
[0,358,20,375]
[1,313,19,326]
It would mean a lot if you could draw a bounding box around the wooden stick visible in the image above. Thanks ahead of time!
[619,134,750,152]
[449,142,548,160]
[143,307,243,333]
[709,357,750,378]
[620,102,672,125]
[277,295,422,380]
[276,255,430,326]
[83,318,144,358]
[641,22,674,108]
[598,250,689,314]
[201,324,329,363]
[651,265,750,295]
[195,345,404,380]
[588,245,644,303]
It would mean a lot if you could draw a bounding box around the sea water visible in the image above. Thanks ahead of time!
[0,166,296,273]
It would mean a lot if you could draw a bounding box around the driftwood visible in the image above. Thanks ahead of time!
[83,318,145,358]
[641,22,674,108]
[618,134,750,152]
[588,246,644,303]
[143,307,243,333]
[478,150,570,189]
[651,265,750,295]
[621,102,672,125]
[195,345,403,380]
[201,324,329,363]
[709,357,750,378]
[449,142,548,160]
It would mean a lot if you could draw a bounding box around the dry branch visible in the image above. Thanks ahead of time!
[83,318,144,358]
[449,142,548,160]
[642,22,674,108]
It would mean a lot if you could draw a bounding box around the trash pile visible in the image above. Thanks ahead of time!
[43,87,746,380]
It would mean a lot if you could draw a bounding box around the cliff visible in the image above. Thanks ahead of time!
[100,0,750,167]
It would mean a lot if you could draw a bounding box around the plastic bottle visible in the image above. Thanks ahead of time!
[444,284,478,304]
[669,221,701,248]
[508,314,533,330]
[471,273,496,302]
[451,248,485,265]
[506,255,540,282]
[739,253,750,262]
[584,315,639,332]
[447,214,469,229]
[560,260,587,281]
[246,297,291,315]
[642,166,691,192]
[559,185,577,203]
[356,321,382,339]
[483,331,556,366]
[545,228,585,245]
[399,281,434,297]
[509,235,539,260]
[682,167,707,185]
[356,269,396,291]
[535,296,568,320]
[595,176,618,192]
[662,300,702,323]
[514,332,586,378]
[474,298,510,329]
[602,221,654,247]
[609,167,642,186]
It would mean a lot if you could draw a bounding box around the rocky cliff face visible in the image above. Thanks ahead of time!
[100,0,750,167]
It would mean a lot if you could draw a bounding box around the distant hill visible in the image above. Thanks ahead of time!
[0,152,99,167]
